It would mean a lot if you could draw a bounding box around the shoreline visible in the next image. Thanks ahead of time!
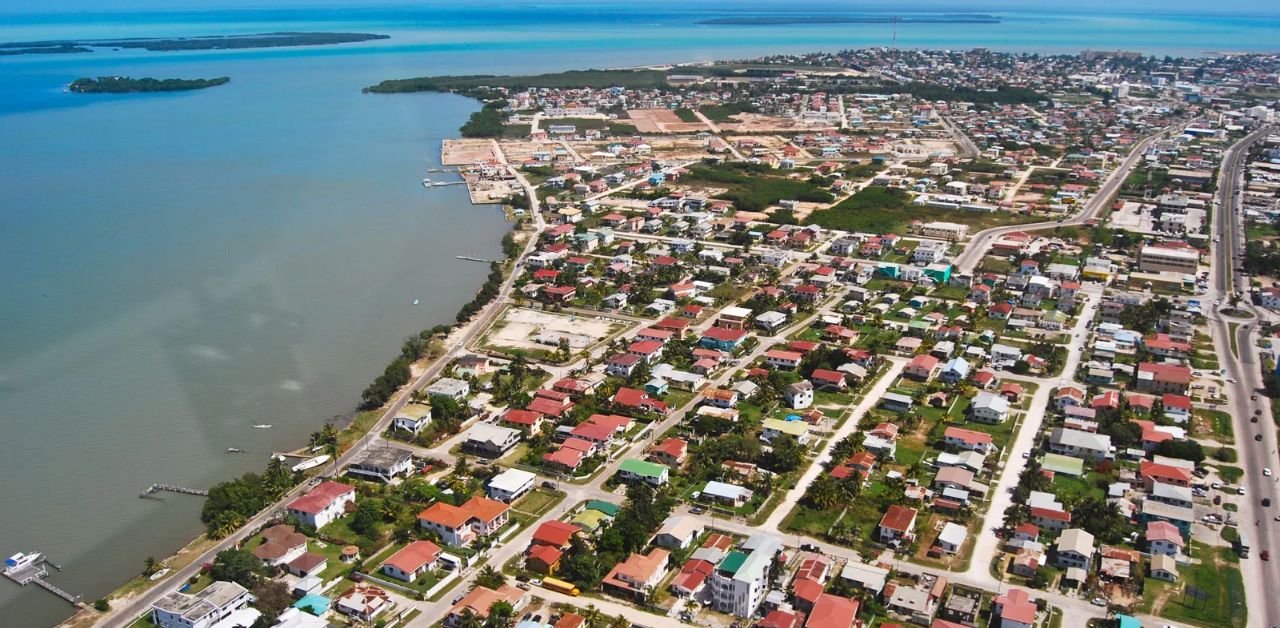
[58,111,521,627]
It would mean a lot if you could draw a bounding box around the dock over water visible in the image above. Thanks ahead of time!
[140,483,209,499]
[3,557,85,608]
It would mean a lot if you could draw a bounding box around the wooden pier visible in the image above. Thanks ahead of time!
[140,483,210,499]
[456,255,495,263]
[3,558,84,608]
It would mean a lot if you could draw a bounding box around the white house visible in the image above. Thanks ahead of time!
[760,418,810,446]
[971,391,1010,424]
[151,581,253,628]
[486,468,536,503]
[1054,528,1095,570]
[287,481,357,530]
[393,403,432,434]
[710,535,780,618]
[784,381,814,409]
[652,515,705,550]
[382,540,442,583]
[1049,427,1112,461]
[463,423,522,457]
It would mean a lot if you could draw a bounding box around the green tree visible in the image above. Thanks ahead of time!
[251,580,292,623]
[476,565,505,589]
[764,434,805,473]
[349,497,386,539]
[210,548,264,587]
[484,601,515,628]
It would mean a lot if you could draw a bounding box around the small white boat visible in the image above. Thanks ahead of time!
[292,454,330,472]
[149,568,170,581]
[4,552,43,574]
[252,424,272,429]
[422,178,432,188]
[412,299,420,306]
[226,447,245,453]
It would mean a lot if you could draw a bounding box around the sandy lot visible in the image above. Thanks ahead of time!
[482,307,625,354]
[442,139,499,166]
[627,109,710,134]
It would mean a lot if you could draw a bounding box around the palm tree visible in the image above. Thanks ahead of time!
[210,511,245,540]
[457,610,484,628]
[142,557,158,577]
[476,565,505,589]
[582,604,603,628]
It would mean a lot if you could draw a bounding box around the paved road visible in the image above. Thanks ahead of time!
[758,359,907,531]
[939,115,979,159]
[961,284,1103,583]
[1207,125,1276,628]
[952,128,1179,275]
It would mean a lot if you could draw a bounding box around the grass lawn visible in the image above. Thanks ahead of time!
[792,327,823,342]
[1053,472,1104,505]
[1144,541,1246,628]
[895,437,928,469]
[514,488,566,516]
[782,504,841,537]
[931,286,970,301]
[126,615,159,628]
[1196,409,1235,442]
[1216,465,1244,483]
[807,187,1041,233]
[814,389,855,409]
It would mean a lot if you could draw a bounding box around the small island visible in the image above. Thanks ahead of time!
[0,32,389,56]
[697,14,1001,25]
[68,76,231,94]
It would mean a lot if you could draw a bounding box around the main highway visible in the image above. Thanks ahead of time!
[1206,124,1277,628]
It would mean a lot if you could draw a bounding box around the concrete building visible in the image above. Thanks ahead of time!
[1137,245,1199,274]
[917,221,969,241]
[151,581,253,628]
[710,535,781,618]
[347,446,414,483]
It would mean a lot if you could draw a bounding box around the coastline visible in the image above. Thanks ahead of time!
[61,123,523,628]
[9,10,1274,623]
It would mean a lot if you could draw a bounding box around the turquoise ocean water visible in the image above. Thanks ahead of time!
[0,3,1277,626]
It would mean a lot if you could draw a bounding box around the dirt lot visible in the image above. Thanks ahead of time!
[720,113,838,133]
[442,138,500,166]
[463,174,521,204]
[481,307,626,355]
[626,108,710,134]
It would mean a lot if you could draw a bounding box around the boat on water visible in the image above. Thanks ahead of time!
[292,454,330,472]
[252,424,272,429]
[422,178,431,188]
[413,299,420,306]
[226,447,245,453]
[4,552,43,574]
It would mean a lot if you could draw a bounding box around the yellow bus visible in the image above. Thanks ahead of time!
[541,577,581,596]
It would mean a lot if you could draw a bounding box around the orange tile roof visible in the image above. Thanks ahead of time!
[384,540,441,574]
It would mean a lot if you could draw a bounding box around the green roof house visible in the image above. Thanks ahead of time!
[617,459,669,487]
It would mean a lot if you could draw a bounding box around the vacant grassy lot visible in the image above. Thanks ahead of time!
[682,162,834,212]
[1143,542,1246,628]
[806,187,1041,233]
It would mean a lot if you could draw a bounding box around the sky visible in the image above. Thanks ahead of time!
[0,0,1275,16]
